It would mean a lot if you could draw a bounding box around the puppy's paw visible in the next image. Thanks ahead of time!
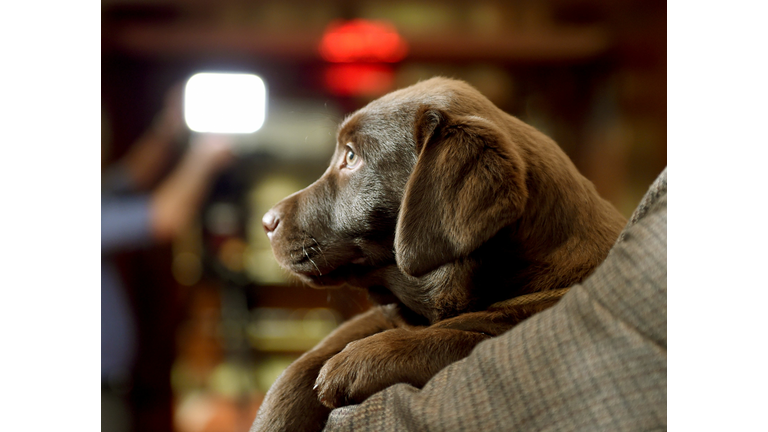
[315,332,417,409]
[314,338,370,409]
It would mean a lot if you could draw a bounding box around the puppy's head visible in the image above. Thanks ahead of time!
[263,77,529,316]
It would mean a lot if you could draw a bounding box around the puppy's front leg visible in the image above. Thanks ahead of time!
[250,306,399,432]
[315,327,491,408]
[315,301,562,409]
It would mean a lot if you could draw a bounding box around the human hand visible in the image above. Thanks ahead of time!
[152,82,186,141]
[187,133,235,174]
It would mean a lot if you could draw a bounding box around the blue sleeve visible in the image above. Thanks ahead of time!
[101,195,154,254]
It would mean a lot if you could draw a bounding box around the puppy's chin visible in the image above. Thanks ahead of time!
[287,262,367,289]
[291,272,346,289]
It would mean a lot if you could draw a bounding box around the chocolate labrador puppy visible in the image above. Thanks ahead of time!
[251,77,627,432]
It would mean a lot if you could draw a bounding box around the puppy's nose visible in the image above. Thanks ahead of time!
[262,210,280,239]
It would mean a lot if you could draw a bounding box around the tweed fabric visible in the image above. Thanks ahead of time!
[324,169,667,431]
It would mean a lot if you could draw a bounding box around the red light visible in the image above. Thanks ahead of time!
[324,64,394,97]
[319,19,408,63]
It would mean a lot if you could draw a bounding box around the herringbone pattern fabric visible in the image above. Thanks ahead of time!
[325,169,667,431]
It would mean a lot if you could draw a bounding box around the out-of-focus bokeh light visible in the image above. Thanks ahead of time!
[247,307,341,352]
[184,73,266,134]
[205,203,241,237]
[218,238,248,273]
[319,19,408,63]
[172,252,204,287]
[324,64,395,97]
[320,19,406,97]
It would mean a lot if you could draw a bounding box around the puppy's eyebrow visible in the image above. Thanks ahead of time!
[337,115,361,146]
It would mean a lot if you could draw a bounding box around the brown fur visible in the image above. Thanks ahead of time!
[251,77,626,432]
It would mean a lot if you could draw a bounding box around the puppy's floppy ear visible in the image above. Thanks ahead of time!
[395,107,528,277]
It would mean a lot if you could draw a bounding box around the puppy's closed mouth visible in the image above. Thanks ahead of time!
[281,244,373,288]
[290,261,370,289]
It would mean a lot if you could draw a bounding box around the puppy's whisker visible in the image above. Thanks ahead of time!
[308,256,323,276]
[309,246,322,258]
[309,245,330,268]
[303,244,323,276]
[311,237,330,267]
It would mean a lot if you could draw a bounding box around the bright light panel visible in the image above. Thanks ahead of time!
[184,72,266,134]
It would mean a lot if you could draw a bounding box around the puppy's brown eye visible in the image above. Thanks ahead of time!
[344,147,361,169]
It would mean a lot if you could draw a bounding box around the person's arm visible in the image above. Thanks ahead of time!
[149,134,233,242]
[323,169,667,432]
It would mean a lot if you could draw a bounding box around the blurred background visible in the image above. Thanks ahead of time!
[101,0,666,431]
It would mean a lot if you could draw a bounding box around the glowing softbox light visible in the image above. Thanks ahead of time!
[184,72,266,134]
